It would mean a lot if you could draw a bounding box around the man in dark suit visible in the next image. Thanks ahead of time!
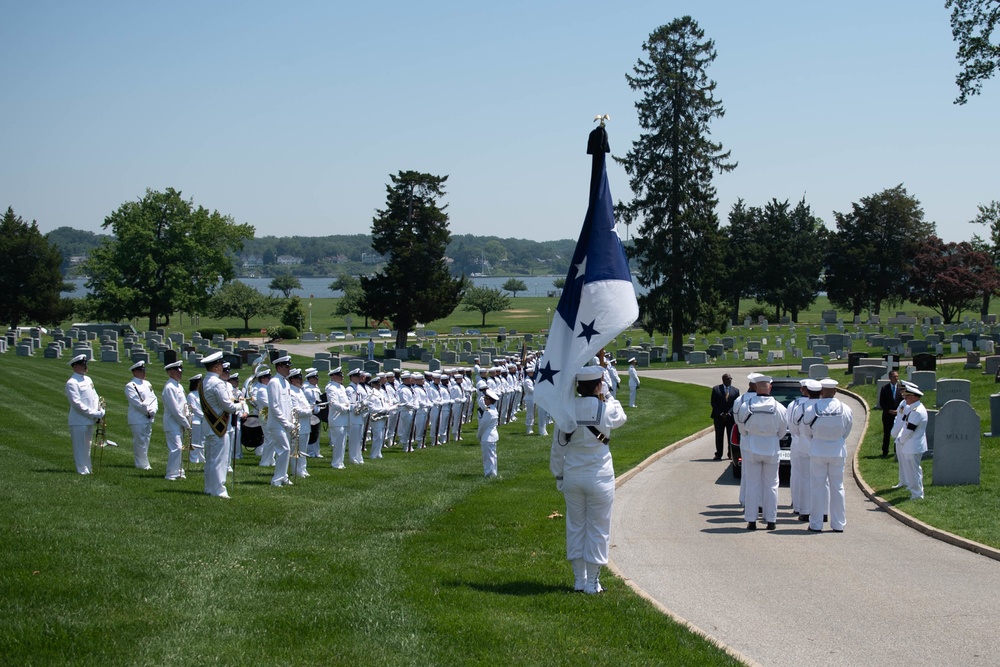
[878,370,903,456]
[710,374,739,460]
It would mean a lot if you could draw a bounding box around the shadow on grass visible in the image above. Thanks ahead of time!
[155,487,209,495]
[448,579,570,596]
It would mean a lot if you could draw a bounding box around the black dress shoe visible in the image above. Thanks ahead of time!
[746,522,757,531]
[798,514,810,522]
[832,528,844,533]
[808,527,822,532]
[713,454,722,461]
[766,522,776,530]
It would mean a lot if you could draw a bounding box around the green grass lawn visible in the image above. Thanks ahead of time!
[852,365,1000,549]
[0,353,737,667]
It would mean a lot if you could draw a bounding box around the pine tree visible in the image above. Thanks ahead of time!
[360,171,467,347]
[618,17,736,355]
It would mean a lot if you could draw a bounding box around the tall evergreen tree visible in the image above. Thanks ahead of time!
[618,17,736,355]
[0,207,74,329]
[360,171,467,347]
[824,185,934,318]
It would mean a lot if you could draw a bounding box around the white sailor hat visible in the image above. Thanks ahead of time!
[202,351,224,366]
[229,372,240,381]
[484,389,499,402]
[628,357,637,363]
[288,368,302,379]
[329,366,343,376]
[453,373,463,380]
[755,375,773,384]
[476,380,487,390]
[747,372,764,382]
[274,355,292,366]
[222,362,231,371]
[254,366,272,379]
[400,371,411,379]
[473,357,480,362]
[441,374,450,381]
[609,359,617,365]
[819,378,839,389]
[903,382,923,396]
[164,361,183,372]
[369,374,381,384]
[431,371,442,379]
[68,353,89,366]
[525,365,535,373]
[190,373,202,381]
[305,368,318,379]
[804,379,822,392]
[348,368,361,377]
[799,379,811,387]
[576,366,605,381]
[130,360,147,371]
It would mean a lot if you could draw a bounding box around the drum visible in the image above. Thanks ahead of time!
[241,416,264,449]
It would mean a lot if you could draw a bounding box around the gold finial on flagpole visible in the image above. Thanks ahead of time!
[593,114,610,127]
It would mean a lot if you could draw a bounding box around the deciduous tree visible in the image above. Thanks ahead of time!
[269,273,301,299]
[206,281,279,333]
[462,286,511,327]
[617,17,735,355]
[502,278,528,297]
[969,200,1000,319]
[360,171,467,347]
[82,188,253,331]
[824,185,934,318]
[946,0,1000,104]
[907,236,998,323]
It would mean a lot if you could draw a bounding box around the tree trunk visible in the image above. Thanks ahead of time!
[981,291,991,322]
[481,312,487,327]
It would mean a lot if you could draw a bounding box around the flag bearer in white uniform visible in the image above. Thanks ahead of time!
[550,366,627,594]
[803,378,853,532]
[65,354,105,474]
[200,352,245,498]
[735,375,786,530]
[125,360,158,470]
[161,361,190,480]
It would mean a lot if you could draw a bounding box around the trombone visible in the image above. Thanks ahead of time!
[91,397,107,473]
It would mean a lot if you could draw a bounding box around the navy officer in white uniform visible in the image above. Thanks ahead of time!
[125,360,158,470]
[65,354,106,474]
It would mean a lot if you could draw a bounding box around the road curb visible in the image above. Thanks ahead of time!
[847,388,1000,562]
[609,425,763,667]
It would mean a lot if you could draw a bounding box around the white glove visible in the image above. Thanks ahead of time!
[556,478,564,492]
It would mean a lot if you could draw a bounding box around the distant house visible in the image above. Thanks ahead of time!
[68,255,88,266]
[276,255,304,265]
[243,255,264,268]
[361,252,384,265]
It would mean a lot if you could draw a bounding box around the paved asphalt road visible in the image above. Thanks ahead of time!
[611,367,1000,667]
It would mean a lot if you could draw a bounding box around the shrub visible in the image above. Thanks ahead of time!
[739,305,771,324]
[271,325,299,340]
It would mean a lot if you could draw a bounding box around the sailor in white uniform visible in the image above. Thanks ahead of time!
[803,378,853,532]
[735,375,787,530]
[161,361,190,480]
[550,365,627,594]
[894,382,928,500]
[125,360,158,470]
[65,354,105,474]
[266,356,295,486]
[325,367,350,468]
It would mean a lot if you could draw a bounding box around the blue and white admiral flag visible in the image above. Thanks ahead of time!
[534,127,638,433]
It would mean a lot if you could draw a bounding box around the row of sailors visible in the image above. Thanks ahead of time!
[732,372,854,532]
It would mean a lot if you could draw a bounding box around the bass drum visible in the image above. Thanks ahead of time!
[241,416,264,449]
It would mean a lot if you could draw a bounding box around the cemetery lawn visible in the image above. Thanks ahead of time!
[853,366,1000,550]
[0,354,739,667]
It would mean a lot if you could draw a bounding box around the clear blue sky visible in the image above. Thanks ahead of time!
[1,1,996,243]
